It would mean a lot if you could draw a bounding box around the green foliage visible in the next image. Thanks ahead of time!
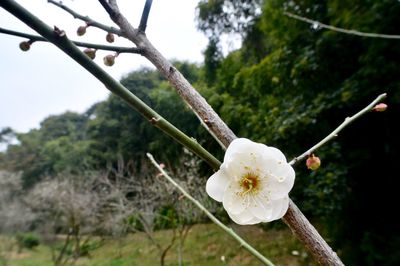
[15,232,40,250]
[198,0,400,264]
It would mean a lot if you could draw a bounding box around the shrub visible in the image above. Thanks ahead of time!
[15,232,40,250]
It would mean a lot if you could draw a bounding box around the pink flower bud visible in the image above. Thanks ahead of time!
[159,163,165,169]
[19,41,31,51]
[373,103,387,112]
[103,54,115,66]
[83,48,96,60]
[306,154,321,170]
[106,32,115,43]
[77,26,87,36]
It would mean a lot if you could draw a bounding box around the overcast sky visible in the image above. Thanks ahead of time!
[0,0,209,133]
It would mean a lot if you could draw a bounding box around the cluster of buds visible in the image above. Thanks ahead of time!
[103,53,118,66]
[19,40,33,51]
[306,154,321,171]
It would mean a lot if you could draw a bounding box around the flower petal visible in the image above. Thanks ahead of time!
[263,163,295,200]
[264,146,287,162]
[227,208,262,225]
[206,169,230,202]
[222,181,247,214]
[224,138,261,161]
[249,195,273,221]
[269,197,289,221]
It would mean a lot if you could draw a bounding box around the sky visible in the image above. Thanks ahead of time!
[0,0,209,133]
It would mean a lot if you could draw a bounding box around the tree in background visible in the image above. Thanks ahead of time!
[196,0,400,264]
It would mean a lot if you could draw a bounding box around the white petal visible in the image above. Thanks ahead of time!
[248,195,273,221]
[264,146,287,162]
[227,208,262,225]
[224,138,261,161]
[263,163,295,200]
[222,181,246,214]
[269,197,289,221]
[206,169,230,202]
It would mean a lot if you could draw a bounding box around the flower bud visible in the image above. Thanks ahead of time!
[373,103,387,112]
[77,26,87,36]
[306,154,321,170]
[83,48,96,60]
[103,54,115,66]
[19,41,31,51]
[106,32,115,43]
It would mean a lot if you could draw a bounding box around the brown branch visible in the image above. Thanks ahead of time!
[99,2,344,265]
[283,201,343,265]
[99,2,236,147]
[0,27,141,54]
[48,0,121,35]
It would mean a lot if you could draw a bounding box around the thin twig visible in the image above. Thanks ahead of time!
[284,12,400,39]
[146,153,275,266]
[0,27,141,54]
[98,0,119,21]
[48,0,121,35]
[289,93,387,165]
[138,0,153,32]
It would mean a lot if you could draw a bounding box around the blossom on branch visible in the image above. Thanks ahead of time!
[206,138,295,225]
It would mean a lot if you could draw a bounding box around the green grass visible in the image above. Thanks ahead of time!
[2,224,315,266]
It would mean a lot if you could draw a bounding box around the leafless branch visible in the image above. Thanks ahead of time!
[0,27,141,54]
[285,11,400,39]
[48,0,121,35]
[138,0,153,32]
[289,93,387,165]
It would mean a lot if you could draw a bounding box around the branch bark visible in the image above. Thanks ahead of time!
[100,3,344,265]
[99,0,237,148]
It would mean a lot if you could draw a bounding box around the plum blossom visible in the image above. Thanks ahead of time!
[206,138,295,225]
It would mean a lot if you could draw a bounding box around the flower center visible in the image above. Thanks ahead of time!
[239,172,260,196]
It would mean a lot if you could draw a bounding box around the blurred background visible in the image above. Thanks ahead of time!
[1,0,399,265]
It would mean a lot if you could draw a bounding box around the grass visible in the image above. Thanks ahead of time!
[1,223,315,266]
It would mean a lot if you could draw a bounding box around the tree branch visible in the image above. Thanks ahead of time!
[0,0,220,171]
[99,0,237,147]
[284,12,400,39]
[138,0,153,33]
[98,0,120,21]
[0,27,141,54]
[147,153,275,266]
[87,2,344,264]
[289,93,387,165]
[48,0,121,35]
[1,1,347,264]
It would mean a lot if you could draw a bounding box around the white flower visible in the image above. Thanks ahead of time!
[206,138,295,225]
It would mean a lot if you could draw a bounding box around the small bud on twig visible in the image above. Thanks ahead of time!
[106,32,115,43]
[306,154,321,170]
[373,103,387,112]
[77,25,87,36]
[83,48,96,60]
[19,41,31,51]
[103,54,116,66]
